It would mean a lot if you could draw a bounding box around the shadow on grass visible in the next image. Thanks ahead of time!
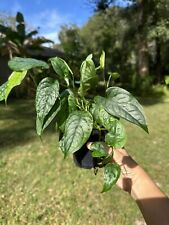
[0,99,35,119]
[138,97,168,106]
[0,100,38,151]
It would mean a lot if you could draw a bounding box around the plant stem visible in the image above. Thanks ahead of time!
[96,66,101,71]
[71,74,75,90]
[103,69,106,92]
[106,75,112,89]
[30,73,37,87]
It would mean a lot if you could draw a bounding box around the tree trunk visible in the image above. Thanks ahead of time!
[136,0,149,78]
[137,36,149,78]
[154,36,162,83]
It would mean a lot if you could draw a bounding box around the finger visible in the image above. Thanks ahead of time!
[87,142,113,155]
[86,142,93,149]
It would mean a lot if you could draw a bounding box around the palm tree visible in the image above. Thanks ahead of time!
[0,12,53,58]
[0,12,54,97]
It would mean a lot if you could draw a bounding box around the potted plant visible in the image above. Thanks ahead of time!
[0,52,148,192]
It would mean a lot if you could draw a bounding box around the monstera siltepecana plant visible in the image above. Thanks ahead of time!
[0,52,148,192]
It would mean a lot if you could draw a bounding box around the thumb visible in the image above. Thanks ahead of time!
[86,142,93,150]
[86,142,113,154]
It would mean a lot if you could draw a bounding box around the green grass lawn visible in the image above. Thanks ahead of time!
[0,99,169,225]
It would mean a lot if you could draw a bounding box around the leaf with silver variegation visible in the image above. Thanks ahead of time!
[60,111,93,156]
[50,57,73,86]
[8,57,49,71]
[92,98,116,131]
[103,87,148,133]
[105,120,127,148]
[78,55,98,97]
[102,163,121,193]
[0,82,7,101]
[35,77,59,135]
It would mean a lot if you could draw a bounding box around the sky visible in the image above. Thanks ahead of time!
[0,0,126,44]
[0,0,93,43]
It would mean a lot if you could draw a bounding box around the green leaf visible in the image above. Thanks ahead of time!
[102,163,121,193]
[100,51,105,70]
[36,116,43,136]
[60,111,93,156]
[86,54,93,60]
[42,101,60,130]
[92,98,116,130]
[36,99,60,136]
[5,71,27,101]
[90,142,108,158]
[103,87,148,133]
[165,76,169,85]
[0,24,9,33]
[68,90,77,113]
[16,12,25,37]
[26,30,38,38]
[0,82,7,101]
[16,12,24,23]
[35,77,59,135]
[56,90,70,132]
[17,23,25,37]
[79,56,98,96]
[8,57,49,71]
[50,57,73,86]
[56,90,77,132]
[105,120,126,148]
[108,72,120,81]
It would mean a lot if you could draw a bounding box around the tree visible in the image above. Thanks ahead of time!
[90,0,150,78]
[58,0,169,91]
[89,0,169,83]
[0,12,53,97]
[0,12,16,28]
[147,0,169,82]
[80,6,127,73]
[58,6,137,84]
[0,12,52,58]
[89,0,114,11]
[58,25,85,78]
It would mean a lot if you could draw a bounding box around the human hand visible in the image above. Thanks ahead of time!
[110,148,139,193]
[87,143,140,194]
[87,143,169,225]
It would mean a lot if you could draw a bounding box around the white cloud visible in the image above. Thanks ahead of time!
[27,9,70,43]
[42,31,60,45]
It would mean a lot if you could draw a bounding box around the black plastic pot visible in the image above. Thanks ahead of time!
[73,129,107,169]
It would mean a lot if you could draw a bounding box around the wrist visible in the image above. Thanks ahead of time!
[130,166,166,200]
[130,165,146,199]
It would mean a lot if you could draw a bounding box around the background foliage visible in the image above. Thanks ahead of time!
[57,0,169,95]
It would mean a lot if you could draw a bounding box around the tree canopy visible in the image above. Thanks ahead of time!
[58,0,169,93]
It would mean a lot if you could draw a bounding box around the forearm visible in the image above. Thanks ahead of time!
[112,148,169,225]
[87,146,169,225]
[131,166,169,225]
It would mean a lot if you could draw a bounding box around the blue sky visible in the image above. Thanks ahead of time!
[0,0,126,43]
[0,0,93,43]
